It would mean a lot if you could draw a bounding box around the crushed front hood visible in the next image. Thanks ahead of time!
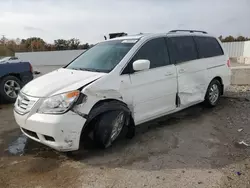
[21,68,106,97]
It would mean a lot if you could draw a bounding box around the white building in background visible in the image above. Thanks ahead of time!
[15,50,85,66]
[222,41,250,64]
[15,50,86,75]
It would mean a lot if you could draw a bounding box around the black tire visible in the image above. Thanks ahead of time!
[204,79,222,107]
[0,76,22,103]
[94,110,129,149]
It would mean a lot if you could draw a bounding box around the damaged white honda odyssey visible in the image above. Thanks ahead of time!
[14,30,231,152]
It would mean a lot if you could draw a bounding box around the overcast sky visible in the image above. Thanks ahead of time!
[0,0,249,44]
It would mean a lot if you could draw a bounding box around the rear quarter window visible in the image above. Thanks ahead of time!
[194,36,224,58]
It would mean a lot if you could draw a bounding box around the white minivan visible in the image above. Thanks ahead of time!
[14,30,231,152]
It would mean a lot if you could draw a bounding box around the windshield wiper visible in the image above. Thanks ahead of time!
[78,68,105,72]
[70,68,80,70]
[79,68,97,72]
[70,67,92,71]
[70,67,107,73]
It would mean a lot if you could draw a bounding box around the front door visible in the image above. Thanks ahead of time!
[123,37,177,125]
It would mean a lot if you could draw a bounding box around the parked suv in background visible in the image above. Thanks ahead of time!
[14,30,231,152]
[0,59,33,103]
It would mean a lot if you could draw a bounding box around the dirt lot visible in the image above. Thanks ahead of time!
[1,86,250,188]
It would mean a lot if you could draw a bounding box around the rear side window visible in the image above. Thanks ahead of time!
[132,38,170,69]
[167,36,198,64]
[194,36,224,58]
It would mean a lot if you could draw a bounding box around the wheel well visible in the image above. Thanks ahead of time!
[212,76,224,95]
[0,74,22,82]
[92,99,125,109]
[79,99,135,144]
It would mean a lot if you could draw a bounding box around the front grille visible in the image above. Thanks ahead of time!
[15,93,38,115]
[22,128,39,139]
[18,96,30,110]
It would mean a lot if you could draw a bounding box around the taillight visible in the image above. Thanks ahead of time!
[227,59,231,68]
[29,63,33,73]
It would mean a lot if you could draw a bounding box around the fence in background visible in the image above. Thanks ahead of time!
[222,41,250,58]
[15,50,85,66]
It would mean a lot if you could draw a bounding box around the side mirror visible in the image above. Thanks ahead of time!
[133,59,150,72]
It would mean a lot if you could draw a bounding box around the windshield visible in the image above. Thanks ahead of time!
[66,40,137,73]
[0,57,10,63]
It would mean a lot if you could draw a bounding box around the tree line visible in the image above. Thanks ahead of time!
[219,35,250,42]
[0,36,93,56]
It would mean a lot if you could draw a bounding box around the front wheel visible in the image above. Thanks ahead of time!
[204,79,222,107]
[0,76,22,103]
[94,110,128,149]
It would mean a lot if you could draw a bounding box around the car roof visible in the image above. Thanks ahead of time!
[107,31,216,42]
[166,31,215,38]
[108,34,147,41]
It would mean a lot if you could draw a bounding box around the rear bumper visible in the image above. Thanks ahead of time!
[224,69,232,90]
[14,110,86,151]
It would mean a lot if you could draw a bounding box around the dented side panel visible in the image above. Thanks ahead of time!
[72,74,133,117]
[176,55,229,107]
[176,59,209,107]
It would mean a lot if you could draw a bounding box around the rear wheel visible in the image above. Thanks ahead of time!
[94,110,128,149]
[204,79,222,107]
[0,76,21,103]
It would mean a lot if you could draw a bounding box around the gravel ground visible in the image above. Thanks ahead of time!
[0,85,250,188]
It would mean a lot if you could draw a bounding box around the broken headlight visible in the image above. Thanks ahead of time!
[38,90,80,114]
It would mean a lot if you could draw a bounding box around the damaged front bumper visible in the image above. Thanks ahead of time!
[14,110,86,152]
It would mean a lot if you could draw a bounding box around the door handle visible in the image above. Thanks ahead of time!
[179,69,185,73]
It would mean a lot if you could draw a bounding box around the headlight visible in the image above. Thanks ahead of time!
[38,90,81,114]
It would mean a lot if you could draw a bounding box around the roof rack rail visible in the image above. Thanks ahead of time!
[169,30,208,34]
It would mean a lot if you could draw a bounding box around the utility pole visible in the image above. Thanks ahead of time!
[1,35,6,45]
